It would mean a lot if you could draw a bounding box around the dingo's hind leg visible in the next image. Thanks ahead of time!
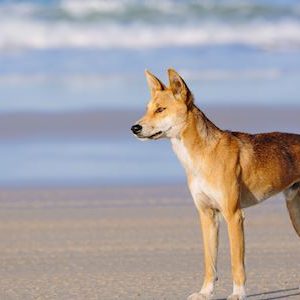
[284,183,300,237]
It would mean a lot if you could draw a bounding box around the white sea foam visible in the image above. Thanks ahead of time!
[1,0,300,51]
[1,18,300,51]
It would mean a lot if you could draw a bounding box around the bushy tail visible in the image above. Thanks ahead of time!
[285,186,300,237]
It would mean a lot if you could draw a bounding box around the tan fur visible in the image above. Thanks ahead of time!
[132,69,300,300]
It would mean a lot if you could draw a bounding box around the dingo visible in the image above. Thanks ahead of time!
[131,69,300,300]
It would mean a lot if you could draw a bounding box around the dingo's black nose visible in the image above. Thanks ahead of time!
[131,124,142,134]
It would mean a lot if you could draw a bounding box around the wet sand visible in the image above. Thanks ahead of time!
[0,186,298,300]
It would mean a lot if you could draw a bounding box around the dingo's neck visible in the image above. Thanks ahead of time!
[171,105,222,172]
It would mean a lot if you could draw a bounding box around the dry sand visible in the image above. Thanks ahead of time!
[0,186,298,300]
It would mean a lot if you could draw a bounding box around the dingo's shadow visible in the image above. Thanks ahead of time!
[217,287,300,300]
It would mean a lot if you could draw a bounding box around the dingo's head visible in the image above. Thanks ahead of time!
[131,69,193,140]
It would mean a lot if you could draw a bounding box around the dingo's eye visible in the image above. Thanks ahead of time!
[155,107,166,113]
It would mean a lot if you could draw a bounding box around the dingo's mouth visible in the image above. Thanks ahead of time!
[136,131,163,140]
[148,131,163,139]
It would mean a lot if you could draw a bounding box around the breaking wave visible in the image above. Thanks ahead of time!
[1,19,300,51]
[1,0,300,51]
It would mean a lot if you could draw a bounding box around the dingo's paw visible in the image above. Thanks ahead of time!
[187,292,212,300]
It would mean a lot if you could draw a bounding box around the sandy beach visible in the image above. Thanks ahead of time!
[0,186,298,300]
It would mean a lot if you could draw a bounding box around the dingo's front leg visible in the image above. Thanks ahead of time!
[224,209,246,300]
[188,207,219,300]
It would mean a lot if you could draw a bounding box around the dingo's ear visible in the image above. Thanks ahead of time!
[168,69,193,106]
[145,70,166,96]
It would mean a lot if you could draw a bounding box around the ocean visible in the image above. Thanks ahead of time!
[1,0,300,186]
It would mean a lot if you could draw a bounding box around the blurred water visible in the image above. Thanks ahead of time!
[0,0,300,186]
[2,47,300,113]
[0,139,183,187]
[2,0,300,51]
[1,0,300,111]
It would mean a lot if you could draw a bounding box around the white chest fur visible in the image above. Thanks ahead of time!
[171,138,221,209]
[171,138,193,172]
[189,177,222,210]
